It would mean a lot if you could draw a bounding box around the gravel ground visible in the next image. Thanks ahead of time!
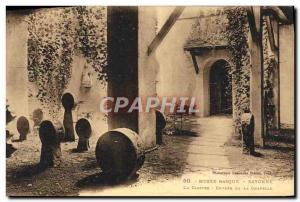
[6,116,294,196]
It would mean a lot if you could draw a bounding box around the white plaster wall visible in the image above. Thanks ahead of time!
[155,8,196,99]
[279,24,294,128]
[155,7,231,116]
[6,13,29,118]
[65,54,108,136]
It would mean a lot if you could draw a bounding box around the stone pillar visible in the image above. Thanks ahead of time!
[249,7,264,147]
[271,18,280,130]
[197,57,210,117]
[273,57,280,130]
[107,7,162,149]
[138,7,158,148]
[107,7,139,132]
[264,16,280,131]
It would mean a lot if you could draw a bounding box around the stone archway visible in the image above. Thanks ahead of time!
[194,48,233,117]
[209,60,232,115]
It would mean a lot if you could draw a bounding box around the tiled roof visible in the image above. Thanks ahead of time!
[184,38,228,50]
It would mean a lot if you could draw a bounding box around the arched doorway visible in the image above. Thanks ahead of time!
[209,60,232,115]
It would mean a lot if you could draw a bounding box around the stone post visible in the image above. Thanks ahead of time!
[39,120,63,168]
[155,110,166,145]
[75,118,92,151]
[16,116,30,141]
[61,93,75,142]
[241,112,255,154]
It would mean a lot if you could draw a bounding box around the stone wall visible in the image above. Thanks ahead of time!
[155,7,199,99]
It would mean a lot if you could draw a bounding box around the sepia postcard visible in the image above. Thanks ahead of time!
[6,6,295,197]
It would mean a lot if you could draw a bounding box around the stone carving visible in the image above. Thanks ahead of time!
[241,112,255,154]
[39,120,63,168]
[61,93,75,142]
[16,116,30,141]
[75,118,92,151]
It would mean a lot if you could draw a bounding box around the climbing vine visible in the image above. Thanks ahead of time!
[224,7,251,137]
[187,7,251,137]
[74,7,107,82]
[27,7,107,118]
[187,10,233,110]
[262,17,277,132]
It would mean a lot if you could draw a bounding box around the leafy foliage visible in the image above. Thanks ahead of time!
[27,7,107,118]
[224,7,251,137]
[262,17,277,131]
[188,7,251,137]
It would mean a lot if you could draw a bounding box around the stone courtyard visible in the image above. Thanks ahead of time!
[6,6,294,197]
[6,115,294,196]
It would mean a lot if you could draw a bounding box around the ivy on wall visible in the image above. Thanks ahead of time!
[262,17,277,132]
[224,7,251,137]
[27,7,107,118]
[223,8,278,137]
[74,7,107,82]
[186,7,251,137]
[224,8,278,137]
